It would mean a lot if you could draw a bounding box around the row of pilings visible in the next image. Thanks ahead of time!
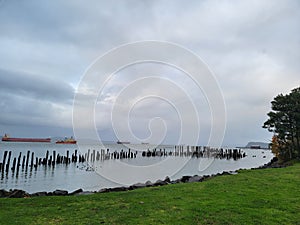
[0,146,246,177]
[141,145,246,160]
[0,149,87,176]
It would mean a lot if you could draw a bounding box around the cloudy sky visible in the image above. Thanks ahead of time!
[0,0,299,147]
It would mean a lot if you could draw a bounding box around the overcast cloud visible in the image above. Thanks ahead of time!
[0,0,299,146]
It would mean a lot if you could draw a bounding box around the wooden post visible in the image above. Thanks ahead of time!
[45,150,49,164]
[25,151,30,168]
[2,151,7,172]
[48,156,52,166]
[66,150,69,164]
[11,157,16,172]
[17,152,21,169]
[74,150,77,163]
[6,151,12,172]
[35,157,38,168]
[86,149,89,162]
[52,151,56,166]
[30,152,34,168]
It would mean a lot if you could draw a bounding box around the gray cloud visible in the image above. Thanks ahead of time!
[0,68,74,103]
[0,0,299,146]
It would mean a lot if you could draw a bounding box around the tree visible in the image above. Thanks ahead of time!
[263,87,300,161]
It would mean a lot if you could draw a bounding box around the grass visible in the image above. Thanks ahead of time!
[0,163,299,225]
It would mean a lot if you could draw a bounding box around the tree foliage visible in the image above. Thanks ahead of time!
[263,87,300,161]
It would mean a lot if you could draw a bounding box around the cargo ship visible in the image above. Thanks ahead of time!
[56,137,77,144]
[2,134,51,143]
[117,140,130,144]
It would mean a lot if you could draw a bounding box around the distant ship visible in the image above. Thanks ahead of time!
[2,134,51,143]
[56,137,77,144]
[117,141,130,144]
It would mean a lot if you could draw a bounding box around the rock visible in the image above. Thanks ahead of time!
[221,171,231,176]
[164,176,171,183]
[0,189,10,198]
[30,192,47,197]
[53,189,68,196]
[76,191,95,196]
[153,179,167,186]
[130,182,146,189]
[98,188,110,193]
[145,181,154,187]
[8,189,30,198]
[171,179,181,184]
[188,175,203,183]
[180,176,191,183]
[69,189,83,195]
[110,186,128,192]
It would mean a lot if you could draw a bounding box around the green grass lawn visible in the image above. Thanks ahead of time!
[0,163,299,225]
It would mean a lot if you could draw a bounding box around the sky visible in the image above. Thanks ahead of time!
[0,0,299,147]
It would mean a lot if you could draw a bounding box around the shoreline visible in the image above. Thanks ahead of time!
[0,157,282,198]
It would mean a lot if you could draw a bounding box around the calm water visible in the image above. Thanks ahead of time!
[0,142,273,193]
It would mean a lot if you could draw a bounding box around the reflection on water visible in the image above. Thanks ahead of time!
[0,142,273,193]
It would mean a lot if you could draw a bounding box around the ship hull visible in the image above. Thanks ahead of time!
[2,137,51,143]
[56,141,77,144]
[117,141,130,144]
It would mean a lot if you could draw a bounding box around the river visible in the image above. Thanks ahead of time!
[0,142,273,193]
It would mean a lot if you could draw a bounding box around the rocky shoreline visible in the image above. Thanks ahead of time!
[0,157,283,198]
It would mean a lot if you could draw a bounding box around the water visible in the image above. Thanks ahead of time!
[0,142,273,193]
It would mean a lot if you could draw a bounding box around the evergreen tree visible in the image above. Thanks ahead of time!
[263,87,300,161]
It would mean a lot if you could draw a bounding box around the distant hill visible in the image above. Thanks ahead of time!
[245,142,270,149]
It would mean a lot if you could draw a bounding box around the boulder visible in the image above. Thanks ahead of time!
[153,179,167,186]
[69,189,83,195]
[0,189,10,198]
[130,182,146,189]
[8,189,30,198]
[53,189,68,196]
[145,181,154,187]
[164,176,171,183]
[180,176,191,183]
[30,192,47,197]
[188,175,203,183]
[110,186,128,192]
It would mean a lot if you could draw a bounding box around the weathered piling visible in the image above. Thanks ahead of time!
[30,152,34,168]
[11,157,16,172]
[22,155,26,168]
[87,149,90,162]
[17,153,21,170]
[45,150,49,164]
[92,150,95,162]
[66,150,69,164]
[35,157,38,168]
[25,151,30,168]
[48,156,52,166]
[6,151,12,172]
[2,151,7,172]
[52,151,56,166]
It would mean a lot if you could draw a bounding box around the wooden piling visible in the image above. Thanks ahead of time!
[12,157,16,172]
[87,149,90,162]
[17,152,21,168]
[93,150,95,162]
[30,152,34,167]
[66,150,69,164]
[35,157,38,168]
[52,151,56,166]
[6,151,12,172]
[48,156,52,166]
[2,151,7,171]
[25,151,30,168]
